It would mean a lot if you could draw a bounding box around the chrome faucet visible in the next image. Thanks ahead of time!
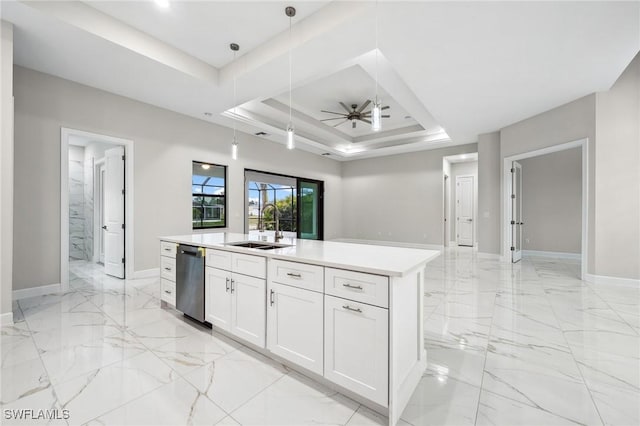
[259,203,283,241]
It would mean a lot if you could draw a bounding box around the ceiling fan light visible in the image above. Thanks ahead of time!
[286,123,295,150]
[371,101,382,132]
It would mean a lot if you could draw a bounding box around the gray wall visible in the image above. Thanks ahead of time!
[477,132,501,255]
[519,148,582,254]
[341,143,478,247]
[594,54,640,279]
[500,94,596,272]
[13,66,343,290]
[1,22,14,318]
[449,161,478,245]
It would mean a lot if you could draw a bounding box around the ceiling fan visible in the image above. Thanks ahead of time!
[320,100,390,129]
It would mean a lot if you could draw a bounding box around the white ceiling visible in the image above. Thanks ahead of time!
[2,1,638,160]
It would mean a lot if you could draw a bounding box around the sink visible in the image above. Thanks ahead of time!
[225,241,291,250]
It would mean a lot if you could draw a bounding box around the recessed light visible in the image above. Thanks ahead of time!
[154,0,170,9]
[254,132,269,136]
[201,164,210,170]
[404,115,412,120]
[321,153,331,156]
[203,112,212,117]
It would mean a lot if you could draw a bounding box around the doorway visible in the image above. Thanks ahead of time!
[503,139,588,278]
[61,128,134,291]
[244,169,324,240]
[443,153,478,247]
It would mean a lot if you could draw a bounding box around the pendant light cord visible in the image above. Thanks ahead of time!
[289,15,293,124]
[375,0,379,102]
[233,50,237,140]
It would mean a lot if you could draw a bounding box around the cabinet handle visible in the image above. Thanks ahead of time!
[163,248,171,252]
[342,283,363,290]
[164,290,172,294]
[231,279,235,293]
[342,305,362,313]
[270,289,275,306]
[225,277,230,292]
[164,267,172,271]
[286,272,302,278]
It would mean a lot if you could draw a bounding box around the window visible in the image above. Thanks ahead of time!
[192,161,227,229]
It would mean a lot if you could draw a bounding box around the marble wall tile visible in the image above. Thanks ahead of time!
[69,158,84,260]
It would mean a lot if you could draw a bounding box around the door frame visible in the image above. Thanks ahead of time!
[60,128,135,291]
[455,174,475,247]
[93,158,106,264]
[502,138,588,279]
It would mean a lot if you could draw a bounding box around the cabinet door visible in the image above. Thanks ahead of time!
[230,273,266,347]
[205,267,231,331]
[324,295,388,407]
[267,282,324,375]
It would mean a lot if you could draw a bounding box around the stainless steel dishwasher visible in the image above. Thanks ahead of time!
[175,244,205,322]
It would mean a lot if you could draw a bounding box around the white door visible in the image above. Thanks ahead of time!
[456,175,474,247]
[511,161,523,262]
[104,147,125,278]
[324,295,388,406]
[267,282,324,375]
[205,267,232,330]
[231,273,266,348]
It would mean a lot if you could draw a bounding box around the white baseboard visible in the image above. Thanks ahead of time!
[331,238,443,251]
[133,268,160,279]
[585,273,640,287]
[13,283,61,300]
[522,250,581,260]
[0,312,14,326]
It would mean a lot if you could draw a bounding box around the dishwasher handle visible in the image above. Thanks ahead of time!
[179,245,204,258]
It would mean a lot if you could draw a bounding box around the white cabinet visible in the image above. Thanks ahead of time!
[205,249,267,348]
[159,241,177,307]
[267,281,324,375]
[324,294,389,407]
[205,267,232,330]
[231,273,266,347]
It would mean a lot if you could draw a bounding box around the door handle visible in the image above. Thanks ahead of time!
[102,225,107,230]
[466,218,473,222]
[270,289,275,306]
[225,277,230,292]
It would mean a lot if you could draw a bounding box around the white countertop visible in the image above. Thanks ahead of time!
[160,233,440,277]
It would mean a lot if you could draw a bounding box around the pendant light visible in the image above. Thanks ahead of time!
[230,43,240,160]
[285,6,296,150]
[371,0,382,132]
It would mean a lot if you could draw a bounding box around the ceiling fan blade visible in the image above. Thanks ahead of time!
[339,102,352,113]
[360,118,372,124]
[356,100,371,113]
[320,110,346,116]
[381,115,391,118]
[352,120,356,129]
[381,106,390,110]
[333,120,349,128]
[320,117,346,121]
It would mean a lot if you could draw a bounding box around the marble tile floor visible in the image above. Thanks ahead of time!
[1,252,638,425]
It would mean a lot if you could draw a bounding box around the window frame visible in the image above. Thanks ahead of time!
[192,161,227,230]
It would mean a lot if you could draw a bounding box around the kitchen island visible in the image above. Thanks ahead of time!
[159,233,439,426]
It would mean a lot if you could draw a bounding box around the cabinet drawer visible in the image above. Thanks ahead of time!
[161,279,176,306]
[232,253,266,279]
[206,249,233,271]
[268,259,324,293]
[160,256,176,282]
[160,241,177,258]
[325,268,389,308]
